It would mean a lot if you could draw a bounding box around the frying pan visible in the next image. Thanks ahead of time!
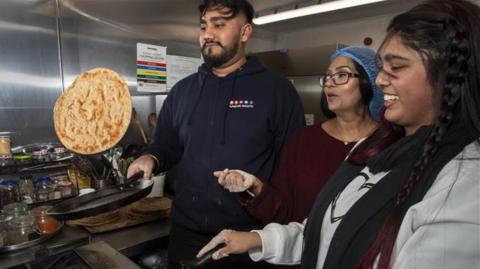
[47,171,151,220]
[180,243,227,268]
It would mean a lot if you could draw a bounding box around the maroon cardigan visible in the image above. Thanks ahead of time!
[239,123,355,224]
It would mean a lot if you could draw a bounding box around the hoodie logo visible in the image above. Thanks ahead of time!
[229,100,254,109]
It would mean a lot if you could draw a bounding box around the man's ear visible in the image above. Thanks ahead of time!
[240,23,253,42]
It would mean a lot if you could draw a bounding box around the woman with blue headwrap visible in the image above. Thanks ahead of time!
[211,46,384,232]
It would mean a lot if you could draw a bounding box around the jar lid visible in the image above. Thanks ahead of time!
[32,149,48,156]
[13,153,32,160]
[54,147,66,153]
[0,179,18,186]
[19,174,33,180]
[35,177,51,185]
[0,135,10,139]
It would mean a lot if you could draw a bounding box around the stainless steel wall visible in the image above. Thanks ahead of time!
[255,44,345,125]
[0,0,200,148]
[0,0,62,147]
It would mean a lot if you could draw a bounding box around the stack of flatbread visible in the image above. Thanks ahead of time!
[66,197,171,233]
[123,197,171,220]
[54,68,132,154]
[67,210,121,227]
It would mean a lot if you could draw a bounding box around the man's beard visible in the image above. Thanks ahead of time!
[201,41,239,68]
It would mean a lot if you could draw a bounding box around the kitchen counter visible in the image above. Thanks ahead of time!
[0,218,171,268]
[92,217,171,257]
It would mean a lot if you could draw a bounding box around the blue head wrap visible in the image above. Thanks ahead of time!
[331,46,383,121]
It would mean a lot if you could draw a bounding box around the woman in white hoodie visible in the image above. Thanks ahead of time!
[197,0,480,268]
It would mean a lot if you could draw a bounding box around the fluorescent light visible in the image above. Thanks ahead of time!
[253,0,388,25]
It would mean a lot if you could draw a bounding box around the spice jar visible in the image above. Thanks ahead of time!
[51,147,67,160]
[0,180,20,207]
[18,175,35,204]
[2,202,29,222]
[32,149,49,163]
[0,135,12,159]
[32,206,59,235]
[35,177,52,201]
[67,168,91,189]
[0,213,6,247]
[6,214,36,245]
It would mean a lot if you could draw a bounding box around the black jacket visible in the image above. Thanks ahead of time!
[144,56,305,234]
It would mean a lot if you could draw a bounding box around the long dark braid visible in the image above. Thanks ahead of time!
[355,1,475,268]
[396,18,470,205]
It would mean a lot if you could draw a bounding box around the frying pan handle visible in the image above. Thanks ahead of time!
[127,170,145,182]
[180,243,227,268]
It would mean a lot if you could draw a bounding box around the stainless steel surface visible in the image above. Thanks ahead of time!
[91,218,171,257]
[290,76,328,124]
[0,0,62,147]
[76,241,141,269]
[255,44,345,124]
[255,44,344,76]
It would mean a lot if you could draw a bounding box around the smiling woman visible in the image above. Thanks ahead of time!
[376,35,436,135]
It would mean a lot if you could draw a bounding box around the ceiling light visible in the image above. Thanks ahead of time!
[253,0,388,25]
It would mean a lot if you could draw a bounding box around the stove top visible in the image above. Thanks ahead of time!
[19,251,90,269]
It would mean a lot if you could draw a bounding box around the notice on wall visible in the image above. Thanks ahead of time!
[167,55,203,91]
[137,43,167,93]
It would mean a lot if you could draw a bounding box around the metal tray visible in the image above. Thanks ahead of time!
[47,172,152,220]
[0,221,64,254]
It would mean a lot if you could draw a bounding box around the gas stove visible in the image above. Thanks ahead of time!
[7,241,140,269]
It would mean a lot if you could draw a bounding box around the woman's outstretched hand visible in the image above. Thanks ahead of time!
[196,229,262,260]
[213,169,263,195]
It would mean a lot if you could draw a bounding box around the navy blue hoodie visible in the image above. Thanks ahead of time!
[144,56,305,234]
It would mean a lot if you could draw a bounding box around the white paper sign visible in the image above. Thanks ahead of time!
[167,55,203,90]
[137,43,167,93]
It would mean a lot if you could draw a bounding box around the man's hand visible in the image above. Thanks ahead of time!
[127,155,156,180]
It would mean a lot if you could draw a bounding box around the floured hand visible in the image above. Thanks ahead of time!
[213,169,257,193]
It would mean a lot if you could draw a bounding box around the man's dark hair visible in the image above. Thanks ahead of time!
[198,0,255,23]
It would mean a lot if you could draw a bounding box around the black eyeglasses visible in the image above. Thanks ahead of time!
[319,72,359,87]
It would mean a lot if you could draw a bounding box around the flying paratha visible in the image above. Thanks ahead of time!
[54,68,132,154]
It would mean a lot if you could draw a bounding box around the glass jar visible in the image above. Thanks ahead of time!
[32,149,49,163]
[67,168,91,189]
[18,175,35,204]
[6,214,36,245]
[58,180,74,198]
[0,213,6,247]
[35,177,52,201]
[32,206,59,235]
[51,147,67,160]
[0,135,12,159]
[0,180,20,207]
[2,202,29,222]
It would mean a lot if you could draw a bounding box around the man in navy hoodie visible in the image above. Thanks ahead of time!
[127,0,305,268]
